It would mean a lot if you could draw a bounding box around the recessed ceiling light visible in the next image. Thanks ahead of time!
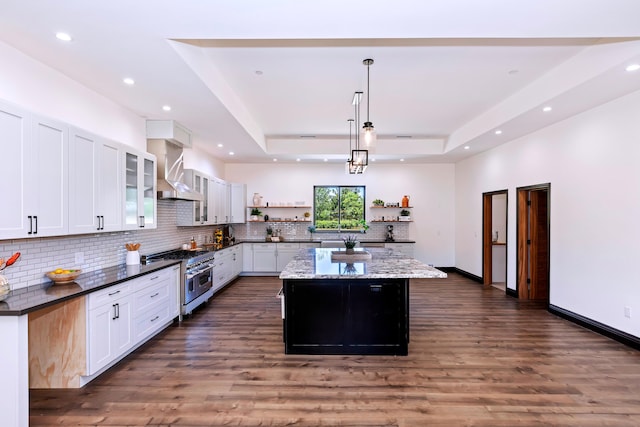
[273,158,278,162]
[217,143,224,148]
[123,77,135,86]
[495,130,503,135]
[296,158,301,162]
[323,159,328,162]
[464,146,470,150]
[626,64,640,72]
[162,105,171,111]
[400,159,405,162]
[55,32,72,42]
[542,106,552,112]
[371,158,376,162]
[229,151,234,156]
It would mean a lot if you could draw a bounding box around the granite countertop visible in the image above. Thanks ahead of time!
[279,247,447,280]
[0,260,181,316]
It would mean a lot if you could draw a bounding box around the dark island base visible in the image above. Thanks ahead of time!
[283,278,409,356]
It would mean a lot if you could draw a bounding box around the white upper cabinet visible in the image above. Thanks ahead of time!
[177,169,210,226]
[230,182,246,224]
[123,150,157,230]
[0,102,31,239]
[68,128,122,234]
[28,114,69,237]
[210,177,230,225]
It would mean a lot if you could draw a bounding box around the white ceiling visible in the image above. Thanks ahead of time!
[2,0,640,164]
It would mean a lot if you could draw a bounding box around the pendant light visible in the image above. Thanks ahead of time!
[361,58,376,149]
[345,118,356,174]
[351,91,368,174]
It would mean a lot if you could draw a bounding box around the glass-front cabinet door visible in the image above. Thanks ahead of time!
[123,150,156,229]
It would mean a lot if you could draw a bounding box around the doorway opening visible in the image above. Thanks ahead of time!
[482,190,507,290]
[516,184,550,302]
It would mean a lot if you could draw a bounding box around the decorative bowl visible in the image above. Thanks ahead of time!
[46,269,82,284]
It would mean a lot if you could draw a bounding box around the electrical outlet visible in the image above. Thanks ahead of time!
[624,306,631,318]
[75,252,84,265]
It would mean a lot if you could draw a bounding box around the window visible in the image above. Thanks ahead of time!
[313,186,365,231]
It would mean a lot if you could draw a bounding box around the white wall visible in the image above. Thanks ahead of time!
[456,89,640,338]
[225,162,456,266]
[0,41,145,150]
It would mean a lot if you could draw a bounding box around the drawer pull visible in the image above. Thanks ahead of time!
[150,315,160,322]
[149,275,159,280]
[150,292,160,298]
[108,290,121,296]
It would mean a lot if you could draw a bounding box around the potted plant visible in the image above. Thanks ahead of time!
[372,199,385,207]
[307,225,316,240]
[358,219,370,233]
[303,211,311,221]
[399,209,411,221]
[343,234,358,254]
[250,208,262,221]
[266,226,273,241]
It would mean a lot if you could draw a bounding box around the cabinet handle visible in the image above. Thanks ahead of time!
[101,216,105,230]
[370,285,382,292]
[149,275,159,281]
[150,315,160,322]
[112,304,118,320]
[97,215,101,231]
[108,290,121,296]
[150,292,160,298]
[33,215,38,234]
[116,303,120,319]
[28,216,33,235]
[139,215,145,228]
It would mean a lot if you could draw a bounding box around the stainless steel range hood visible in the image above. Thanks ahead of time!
[147,138,203,202]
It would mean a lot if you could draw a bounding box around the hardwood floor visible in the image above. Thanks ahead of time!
[30,273,640,426]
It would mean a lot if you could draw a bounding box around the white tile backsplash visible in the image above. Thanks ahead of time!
[0,200,411,291]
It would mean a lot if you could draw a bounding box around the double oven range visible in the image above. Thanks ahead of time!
[141,248,216,319]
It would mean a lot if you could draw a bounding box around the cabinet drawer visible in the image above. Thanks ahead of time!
[133,301,170,342]
[278,243,299,250]
[88,281,132,310]
[133,278,170,314]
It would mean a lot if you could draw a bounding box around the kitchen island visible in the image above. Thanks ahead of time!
[279,247,446,355]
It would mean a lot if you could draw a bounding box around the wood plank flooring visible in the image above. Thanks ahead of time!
[30,273,640,426]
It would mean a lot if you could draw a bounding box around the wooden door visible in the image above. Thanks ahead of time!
[517,185,550,301]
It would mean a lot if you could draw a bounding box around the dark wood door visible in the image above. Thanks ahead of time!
[529,190,549,300]
[517,185,550,301]
[348,281,404,345]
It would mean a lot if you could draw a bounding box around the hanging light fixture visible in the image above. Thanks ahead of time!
[361,58,376,149]
[345,118,356,174]
[351,91,368,174]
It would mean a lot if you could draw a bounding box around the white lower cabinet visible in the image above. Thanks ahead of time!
[276,243,300,271]
[385,243,415,258]
[86,265,179,378]
[87,281,133,375]
[245,242,303,273]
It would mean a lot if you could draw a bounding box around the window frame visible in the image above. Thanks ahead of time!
[312,185,366,232]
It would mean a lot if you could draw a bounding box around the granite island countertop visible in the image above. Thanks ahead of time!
[279,247,447,280]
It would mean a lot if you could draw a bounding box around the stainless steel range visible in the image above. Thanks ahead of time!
[141,248,216,319]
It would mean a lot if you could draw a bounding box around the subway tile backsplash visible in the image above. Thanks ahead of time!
[0,200,409,291]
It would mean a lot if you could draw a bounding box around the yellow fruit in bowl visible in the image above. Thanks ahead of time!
[63,270,71,274]
[54,268,64,274]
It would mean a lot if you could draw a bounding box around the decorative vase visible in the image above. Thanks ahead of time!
[252,193,263,206]
[346,248,355,254]
[402,195,410,208]
[0,274,10,301]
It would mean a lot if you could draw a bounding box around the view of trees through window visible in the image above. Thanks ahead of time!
[313,186,365,231]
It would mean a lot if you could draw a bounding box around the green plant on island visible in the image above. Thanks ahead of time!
[342,234,358,249]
